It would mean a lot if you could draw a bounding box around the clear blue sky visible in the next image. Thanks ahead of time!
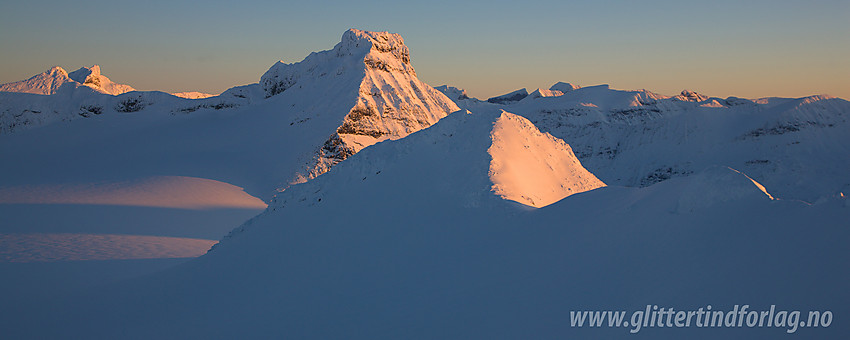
[1,0,847,99]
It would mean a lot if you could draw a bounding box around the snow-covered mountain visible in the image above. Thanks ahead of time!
[441,83,850,202]
[0,29,458,200]
[260,29,458,180]
[0,66,74,95]
[487,88,529,104]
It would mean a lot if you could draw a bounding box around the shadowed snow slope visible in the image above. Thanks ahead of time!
[674,166,776,212]
[488,111,605,207]
[6,115,847,338]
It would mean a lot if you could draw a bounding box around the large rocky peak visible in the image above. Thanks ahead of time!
[304,30,459,180]
[258,29,459,183]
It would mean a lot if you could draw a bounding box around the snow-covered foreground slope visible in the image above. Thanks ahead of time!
[5,109,847,339]
[443,84,850,202]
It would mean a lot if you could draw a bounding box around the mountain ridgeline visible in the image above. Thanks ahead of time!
[439,84,850,203]
[1,29,848,203]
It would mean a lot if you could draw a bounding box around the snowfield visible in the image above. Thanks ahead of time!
[0,29,848,339]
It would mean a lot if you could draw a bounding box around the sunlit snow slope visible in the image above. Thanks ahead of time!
[488,111,604,207]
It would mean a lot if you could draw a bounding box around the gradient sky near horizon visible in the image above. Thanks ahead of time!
[1,0,847,100]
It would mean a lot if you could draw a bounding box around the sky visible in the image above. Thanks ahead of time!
[0,0,848,100]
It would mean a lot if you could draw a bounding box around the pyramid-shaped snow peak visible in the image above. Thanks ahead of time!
[0,66,73,95]
[488,111,606,207]
[260,29,459,181]
[267,110,604,212]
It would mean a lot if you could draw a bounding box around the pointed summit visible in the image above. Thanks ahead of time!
[674,89,709,102]
[549,82,580,93]
[336,29,412,66]
[488,111,605,207]
[0,66,72,95]
[260,29,459,182]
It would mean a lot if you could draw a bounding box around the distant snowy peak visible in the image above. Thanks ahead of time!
[488,111,605,207]
[0,66,72,95]
[528,88,564,99]
[674,89,709,102]
[171,91,217,99]
[487,88,529,104]
[67,65,135,95]
[434,85,470,101]
[0,65,134,96]
[550,82,581,93]
[528,82,580,99]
